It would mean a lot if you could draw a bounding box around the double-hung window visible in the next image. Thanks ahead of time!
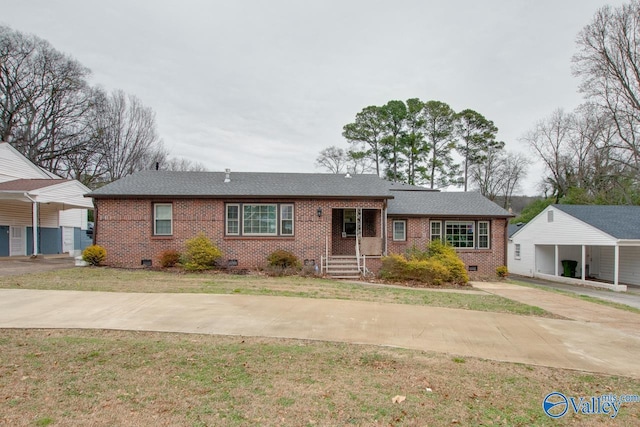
[430,221,442,242]
[225,203,294,236]
[280,204,294,235]
[153,203,172,236]
[226,204,240,235]
[477,221,490,249]
[392,220,406,241]
[429,220,491,249]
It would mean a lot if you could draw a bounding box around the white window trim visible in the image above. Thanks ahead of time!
[225,204,240,236]
[478,220,490,249]
[242,203,278,236]
[430,220,442,242]
[445,220,475,249]
[280,204,294,236]
[515,243,521,260]
[153,203,172,236]
[392,220,406,241]
[229,203,294,237]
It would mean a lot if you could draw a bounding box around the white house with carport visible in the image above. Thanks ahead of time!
[508,204,640,292]
[0,142,93,257]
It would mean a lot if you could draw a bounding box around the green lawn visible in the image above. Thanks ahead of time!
[2,329,639,426]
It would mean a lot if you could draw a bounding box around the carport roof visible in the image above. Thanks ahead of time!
[554,205,640,240]
[0,178,67,191]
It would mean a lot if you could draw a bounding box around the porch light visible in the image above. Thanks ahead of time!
[317,207,322,217]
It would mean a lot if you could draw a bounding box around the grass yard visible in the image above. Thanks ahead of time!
[2,268,638,425]
[2,329,640,426]
[0,267,555,317]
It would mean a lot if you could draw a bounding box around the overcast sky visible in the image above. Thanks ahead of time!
[1,0,627,195]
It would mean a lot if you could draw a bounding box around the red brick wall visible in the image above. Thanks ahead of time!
[94,198,385,269]
[386,217,508,279]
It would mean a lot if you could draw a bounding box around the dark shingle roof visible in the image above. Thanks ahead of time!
[554,204,640,239]
[88,171,512,218]
[508,222,525,237]
[387,190,512,217]
[88,171,394,199]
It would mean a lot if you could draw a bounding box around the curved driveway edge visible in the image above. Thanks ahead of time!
[1,288,640,378]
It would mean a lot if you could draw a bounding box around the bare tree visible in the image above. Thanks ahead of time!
[470,149,528,206]
[498,152,529,207]
[573,1,640,173]
[0,25,92,174]
[521,109,575,201]
[97,90,162,181]
[315,145,347,173]
[160,157,208,172]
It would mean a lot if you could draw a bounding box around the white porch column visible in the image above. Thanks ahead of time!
[581,245,586,280]
[31,200,38,256]
[614,245,620,287]
[554,245,559,276]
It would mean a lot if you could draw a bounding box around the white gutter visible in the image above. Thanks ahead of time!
[24,193,38,256]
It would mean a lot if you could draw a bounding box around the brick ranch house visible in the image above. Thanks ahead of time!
[87,170,512,278]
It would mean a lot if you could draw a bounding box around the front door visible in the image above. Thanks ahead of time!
[9,226,26,256]
[62,227,74,254]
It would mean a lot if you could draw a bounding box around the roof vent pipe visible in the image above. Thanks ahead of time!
[224,168,231,183]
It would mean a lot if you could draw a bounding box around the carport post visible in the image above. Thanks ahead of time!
[24,193,38,256]
[554,245,559,276]
[614,245,620,287]
[581,245,586,281]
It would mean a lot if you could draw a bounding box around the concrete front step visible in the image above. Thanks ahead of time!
[325,256,361,279]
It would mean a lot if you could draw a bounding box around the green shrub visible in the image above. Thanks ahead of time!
[181,233,223,271]
[82,245,106,266]
[267,250,301,269]
[382,240,469,285]
[159,249,181,268]
[380,254,450,286]
[496,265,509,278]
[426,241,468,284]
[380,254,409,280]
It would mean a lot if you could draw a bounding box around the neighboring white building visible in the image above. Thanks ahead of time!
[508,204,640,292]
[0,142,93,256]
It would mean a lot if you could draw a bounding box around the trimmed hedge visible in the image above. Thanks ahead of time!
[380,241,468,285]
[159,249,181,268]
[82,245,106,266]
[267,250,301,269]
[181,233,223,271]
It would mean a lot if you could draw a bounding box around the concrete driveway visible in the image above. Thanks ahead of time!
[2,285,640,378]
[0,255,75,276]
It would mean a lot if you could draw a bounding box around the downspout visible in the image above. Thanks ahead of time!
[24,193,38,256]
[383,200,388,256]
[503,219,508,268]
